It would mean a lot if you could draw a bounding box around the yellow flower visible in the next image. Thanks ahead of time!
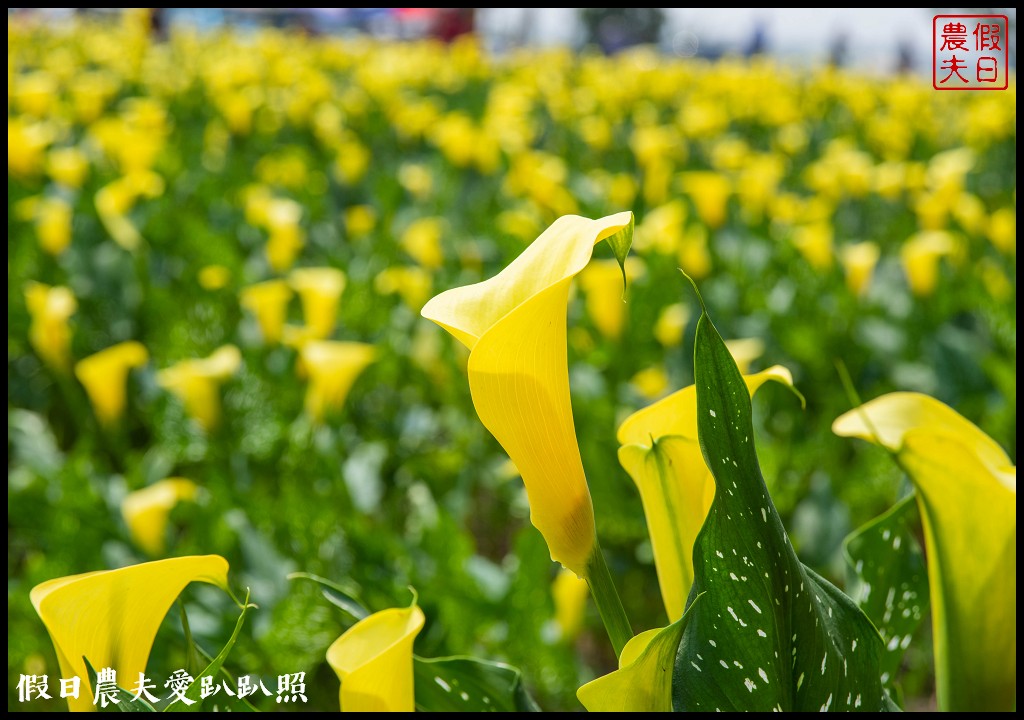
[633,200,684,255]
[617,367,796,620]
[552,568,590,641]
[34,197,73,256]
[13,71,58,117]
[833,393,1015,712]
[792,222,834,270]
[677,223,712,279]
[422,212,633,575]
[840,241,880,297]
[157,345,242,430]
[301,341,375,422]
[47,147,90,189]
[31,555,229,712]
[264,199,305,272]
[95,171,165,252]
[345,204,377,238]
[578,257,645,340]
[630,365,670,400]
[290,268,346,339]
[401,217,445,270]
[723,337,765,374]
[75,341,149,427]
[197,264,231,291]
[326,603,425,712]
[121,478,198,556]
[398,162,434,200]
[901,231,954,296]
[987,207,1015,254]
[680,171,731,229]
[25,282,77,373]
[374,266,433,312]
[240,280,293,345]
[8,118,53,178]
[653,303,691,348]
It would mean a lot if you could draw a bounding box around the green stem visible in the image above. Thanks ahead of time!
[585,540,632,657]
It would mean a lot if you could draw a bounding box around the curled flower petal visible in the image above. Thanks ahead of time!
[289,267,346,339]
[157,345,241,430]
[240,279,293,345]
[326,603,425,712]
[301,341,375,422]
[121,478,198,556]
[25,282,77,373]
[75,341,149,427]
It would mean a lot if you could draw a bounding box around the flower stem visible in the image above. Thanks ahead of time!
[585,541,632,657]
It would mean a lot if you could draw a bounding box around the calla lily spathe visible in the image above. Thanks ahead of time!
[156,345,241,430]
[240,279,293,345]
[31,555,229,712]
[552,567,589,641]
[289,267,346,339]
[833,393,1016,712]
[326,603,425,712]
[617,367,796,620]
[422,212,634,576]
[25,282,77,373]
[300,341,375,422]
[901,231,954,296]
[840,241,880,297]
[121,478,198,556]
[75,341,149,427]
[578,257,645,340]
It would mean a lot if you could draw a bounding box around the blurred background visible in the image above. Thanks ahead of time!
[8,7,1016,712]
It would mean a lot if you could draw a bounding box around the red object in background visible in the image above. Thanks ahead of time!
[433,8,475,43]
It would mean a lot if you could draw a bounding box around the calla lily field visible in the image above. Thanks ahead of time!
[8,14,1016,713]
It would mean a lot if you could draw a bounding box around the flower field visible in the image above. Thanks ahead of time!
[7,15,1016,712]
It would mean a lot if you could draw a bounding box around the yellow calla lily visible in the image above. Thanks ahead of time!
[654,303,691,348]
[374,266,433,312]
[401,217,446,270]
[576,607,693,712]
[156,345,242,430]
[421,211,633,575]
[240,280,293,345]
[901,231,954,296]
[197,264,231,291]
[840,241,880,297]
[792,222,834,270]
[326,603,425,712]
[578,257,645,340]
[301,341,375,422]
[31,555,230,712]
[289,267,346,339]
[121,478,199,556]
[833,392,1015,712]
[680,171,731,229]
[617,367,796,620]
[25,282,77,373]
[75,341,149,427]
[552,568,590,641]
[47,146,90,189]
[630,365,670,401]
[264,198,305,272]
[345,204,377,238]
[35,196,73,256]
[986,207,1014,254]
[723,337,764,374]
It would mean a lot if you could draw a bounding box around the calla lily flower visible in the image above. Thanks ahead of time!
[401,217,445,269]
[75,341,149,427]
[680,171,731,229]
[264,198,305,272]
[792,222,834,270]
[121,478,198,556]
[47,146,90,189]
[156,345,242,430]
[552,567,590,641]
[901,231,954,296]
[240,280,293,345]
[421,212,634,576]
[197,264,231,291]
[833,393,1016,712]
[576,611,690,712]
[31,555,230,712]
[25,282,77,373]
[654,303,691,348]
[840,241,880,297]
[326,602,425,712]
[987,207,1014,254]
[35,196,73,256]
[300,341,375,422]
[289,267,346,339]
[617,367,796,620]
[578,257,645,340]
[723,337,764,374]
[95,171,164,251]
[374,266,433,312]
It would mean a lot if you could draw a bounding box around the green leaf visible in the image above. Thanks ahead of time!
[413,655,541,712]
[84,657,157,712]
[844,493,928,689]
[603,211,634,289]
[288,571,369,621]
[672,292,893,712]
[164,591,256,711]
